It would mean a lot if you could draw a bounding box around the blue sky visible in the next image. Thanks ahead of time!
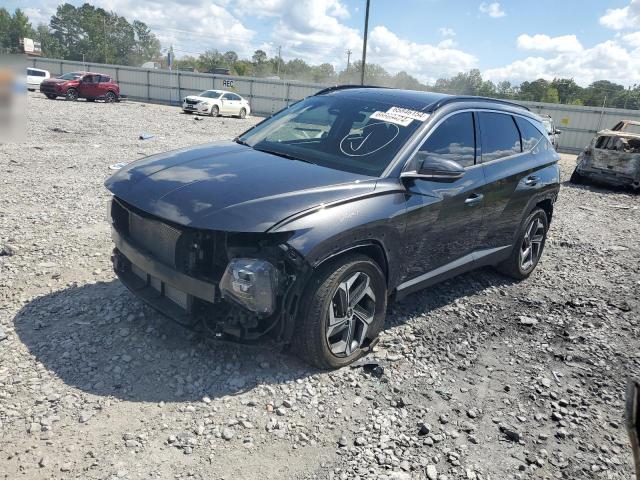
[10,0,640,86]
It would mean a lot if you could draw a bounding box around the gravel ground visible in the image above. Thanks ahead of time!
[1,93,639,480]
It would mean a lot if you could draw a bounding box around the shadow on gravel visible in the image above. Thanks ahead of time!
[14,267,515,403]
[13,280,314,403]
[561,179,639,195]
[388,266,517,326]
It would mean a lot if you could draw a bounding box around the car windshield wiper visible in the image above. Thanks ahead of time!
[253,147,316,165]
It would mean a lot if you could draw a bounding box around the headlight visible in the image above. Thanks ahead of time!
[219,258,279,315]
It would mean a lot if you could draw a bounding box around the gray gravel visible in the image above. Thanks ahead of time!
[0,93,639,479]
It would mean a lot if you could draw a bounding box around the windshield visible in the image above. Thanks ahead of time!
[199,90,222,99]
[238,95,426,176]
[58,72,82,80]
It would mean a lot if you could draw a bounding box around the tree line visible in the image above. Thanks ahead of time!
[4,3,639,110]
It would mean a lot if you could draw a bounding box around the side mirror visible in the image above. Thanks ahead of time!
[555,129,562,135]
[402,153,465,182]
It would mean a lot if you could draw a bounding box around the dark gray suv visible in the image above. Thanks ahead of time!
[105,87,560,368]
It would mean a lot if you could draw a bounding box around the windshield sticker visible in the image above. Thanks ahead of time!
[386,107,430,122]
[369,111,413,127]
[340,122,400,157]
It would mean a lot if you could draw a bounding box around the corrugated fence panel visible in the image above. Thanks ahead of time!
[30,58,640,152]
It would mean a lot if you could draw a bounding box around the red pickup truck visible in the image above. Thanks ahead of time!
[40,71,120,103]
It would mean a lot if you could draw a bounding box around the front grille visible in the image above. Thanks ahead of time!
[185,99,199,105]
[40,83,58,94]
[129,210,182,267]
[110,197,227,279]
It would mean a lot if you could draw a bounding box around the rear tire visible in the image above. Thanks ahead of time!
[105,91,117,103]
[496,208,548,280]
[238,108,247,119]
[183,110,192,114]
[294,254,387,369]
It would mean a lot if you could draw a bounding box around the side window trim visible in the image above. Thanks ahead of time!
[417,111,477,169]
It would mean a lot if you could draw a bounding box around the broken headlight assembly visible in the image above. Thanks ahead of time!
[219,258,279,316]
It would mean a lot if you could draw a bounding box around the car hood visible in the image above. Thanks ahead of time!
[104,141,377,232]
[184,95,213,102]
[43,78,70,84]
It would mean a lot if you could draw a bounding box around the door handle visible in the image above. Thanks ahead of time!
[464,193,484,206]
[524,175,539,186]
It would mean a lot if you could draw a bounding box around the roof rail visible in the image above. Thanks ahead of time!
[313,84,385,96]
[428,96,530,112]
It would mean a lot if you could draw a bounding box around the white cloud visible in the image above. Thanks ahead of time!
[517,34,583,53]
[485,39,640,87]
[368,26,477,83]
[622,31,640,47]
[600,0,640,30]
[479,2,506,18]
[439,27,456,37]
[233,0,360,64]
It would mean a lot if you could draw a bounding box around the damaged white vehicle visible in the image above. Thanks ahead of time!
[571,120,640,190]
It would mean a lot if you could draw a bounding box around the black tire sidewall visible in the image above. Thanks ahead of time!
[239,108,246,119]
[300,256,387,369]
[210,105,219,117]
[66,89,77,101]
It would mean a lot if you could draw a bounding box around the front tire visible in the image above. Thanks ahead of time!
[45,94,57,100]
[66,88,78,101]
[496,208,548,280]
[210,105,219,117]
[570,168,587,185]
[294,254,387,369]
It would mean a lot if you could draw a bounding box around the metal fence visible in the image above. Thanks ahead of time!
[30,57,640,154]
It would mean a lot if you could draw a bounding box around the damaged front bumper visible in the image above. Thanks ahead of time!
[108,197,309,344]
[575,151,640,189]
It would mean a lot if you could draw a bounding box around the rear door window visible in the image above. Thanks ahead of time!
[479,112,522,162]
[99,75,111,83]
[515,117,545,151]
[418,112,476,167]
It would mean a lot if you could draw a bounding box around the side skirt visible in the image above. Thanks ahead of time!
[394,245,511,300]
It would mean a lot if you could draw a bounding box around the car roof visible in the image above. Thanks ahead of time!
[316,86,531,116]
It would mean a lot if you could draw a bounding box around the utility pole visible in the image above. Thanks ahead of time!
[360,0,370,85]
[346,49,352,72]
[276,45,282,78]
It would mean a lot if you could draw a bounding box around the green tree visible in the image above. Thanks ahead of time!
[222,50,238,67]
[551,78,582,104]
[541,87,560,103]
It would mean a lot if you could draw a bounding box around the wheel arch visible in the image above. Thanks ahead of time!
[535,198,554,224]
[312,241,389,284]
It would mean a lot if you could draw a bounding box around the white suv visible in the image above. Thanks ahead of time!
[27,68,50,91]
[182,90,251,118]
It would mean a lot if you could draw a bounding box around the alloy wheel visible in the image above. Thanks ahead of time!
[66,89,78,101]
[520,217,545,271]
[105,92,116,103]
[325,271,376,357]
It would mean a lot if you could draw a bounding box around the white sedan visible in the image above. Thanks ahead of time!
[182,90,251,118]
[27,68,50,91]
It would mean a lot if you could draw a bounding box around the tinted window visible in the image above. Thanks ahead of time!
[479,112,521,162]
[27,69,46,77]
[227,93,241,101]
[83,75,99,84]
[58,72,82,80]
[515,117,544,151]
[200,91,222,99]
[99,75,111,83]
[418,112,475,167]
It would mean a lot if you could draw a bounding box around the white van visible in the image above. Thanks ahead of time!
[27,68,50,91]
